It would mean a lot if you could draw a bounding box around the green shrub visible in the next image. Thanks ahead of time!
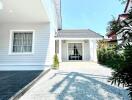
[109,44,132,98]
[97,48,124,70]
[52,53,59,69]
[106,44,132,100]
[105,51,125,70]
[97,48,108,64]
[98,46,132,99]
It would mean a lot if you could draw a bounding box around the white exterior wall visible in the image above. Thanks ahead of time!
[84,41,90,61]
[62,40,67,61]
[42,0,60,62]
[42,0,58,31]
[0,23,54,70]
[0,0,60,70]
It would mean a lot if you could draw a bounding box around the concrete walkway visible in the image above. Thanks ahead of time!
[19,62,129,100]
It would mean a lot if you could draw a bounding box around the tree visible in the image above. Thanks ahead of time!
[107,17,122,35]
[109,44,132,98]
[108,8,132,99]
[119,0,127,4]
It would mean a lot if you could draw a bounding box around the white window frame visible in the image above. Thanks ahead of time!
[9,30,35,55]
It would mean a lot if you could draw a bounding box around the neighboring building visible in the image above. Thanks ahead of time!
[107,0,132,44]
[117,0,132,45]
[106,26,118,49]
[97,39,117,49]
[107,31,117,41]
[0,0,102,70]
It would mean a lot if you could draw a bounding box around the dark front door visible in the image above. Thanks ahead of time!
[68,43,82,60]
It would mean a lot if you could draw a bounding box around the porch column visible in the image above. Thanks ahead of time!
[89,39,97,62]
[89,39,94,61]
[92,40,97,62]
[59,39,62,62]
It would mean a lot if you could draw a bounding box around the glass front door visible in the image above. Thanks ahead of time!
[68,43,82,60]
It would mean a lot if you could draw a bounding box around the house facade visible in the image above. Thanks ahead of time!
[0,0,102,70]
[0,0,61,70]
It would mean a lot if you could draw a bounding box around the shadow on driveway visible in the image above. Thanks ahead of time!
[49,72,129,100]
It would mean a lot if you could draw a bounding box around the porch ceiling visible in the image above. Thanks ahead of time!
[0,0,49,24]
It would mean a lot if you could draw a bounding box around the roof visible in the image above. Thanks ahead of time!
[118,13,129,21]
[55,29,103,38]
[107,31,116,37]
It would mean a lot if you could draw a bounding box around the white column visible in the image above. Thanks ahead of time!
[89,39,97,62]
[89,39,93,61]
[59,39,62,62]
[93,40,97,62]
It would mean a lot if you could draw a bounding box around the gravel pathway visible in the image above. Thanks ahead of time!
[19,62,130,100]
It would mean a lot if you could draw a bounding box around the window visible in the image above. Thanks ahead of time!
[10,30,34,54]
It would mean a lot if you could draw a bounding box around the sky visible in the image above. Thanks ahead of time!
[61,0,125,36]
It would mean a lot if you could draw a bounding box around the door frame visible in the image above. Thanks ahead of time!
[67,41,84,61]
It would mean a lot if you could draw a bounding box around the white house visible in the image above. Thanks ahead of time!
[0,0,102,70]
[0,0,61,70]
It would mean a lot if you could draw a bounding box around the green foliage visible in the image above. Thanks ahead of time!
[109,44,132,98]
[119,0,127,4]
[52,53,59,69]
[128,8,132,19]
[98,44,132,99]
[107,18,122,34]
[97,48,124,70]
[105,1,132,99]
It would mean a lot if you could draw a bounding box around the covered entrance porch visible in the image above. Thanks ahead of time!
[55,39,98,62]
[55,29,103,62]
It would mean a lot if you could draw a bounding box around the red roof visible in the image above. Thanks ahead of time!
[107,31,116,37]
[117,13,129,21]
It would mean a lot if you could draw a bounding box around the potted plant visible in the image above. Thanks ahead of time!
[52,53,59,69]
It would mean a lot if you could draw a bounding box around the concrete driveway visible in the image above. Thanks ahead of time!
[19,62,129,100]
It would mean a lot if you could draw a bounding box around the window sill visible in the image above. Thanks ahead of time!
[8,52,34,55]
